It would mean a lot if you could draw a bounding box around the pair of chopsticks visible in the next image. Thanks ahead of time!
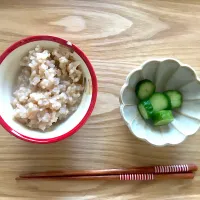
[16,164,198,181]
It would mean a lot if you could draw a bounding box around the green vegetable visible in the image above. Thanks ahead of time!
[164,90,183,109]
[135,79,155,100]
[135,79,183,127]
[152,110,174,126]
[149,93,170,112]
[138,100,154,119]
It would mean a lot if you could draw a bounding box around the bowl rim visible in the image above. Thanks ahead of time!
[0,35,98,144]
[119,58,200,146]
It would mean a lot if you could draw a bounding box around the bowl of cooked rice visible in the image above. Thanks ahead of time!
[0,35,97,143]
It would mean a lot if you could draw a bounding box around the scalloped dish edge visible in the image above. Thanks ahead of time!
[119,58,200,146]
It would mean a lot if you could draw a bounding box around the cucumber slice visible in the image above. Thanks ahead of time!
[135,79,156,100]
[149,93,170,112]
[138,100,154,119]
[164,90,182,109]
[153,110,174,126]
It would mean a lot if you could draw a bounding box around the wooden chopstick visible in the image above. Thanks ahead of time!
[18,164,197,179]
[16,172,194,181]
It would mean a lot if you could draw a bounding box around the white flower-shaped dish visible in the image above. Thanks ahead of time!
[120,58,200,146]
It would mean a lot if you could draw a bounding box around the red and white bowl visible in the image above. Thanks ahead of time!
[0,35,97,143]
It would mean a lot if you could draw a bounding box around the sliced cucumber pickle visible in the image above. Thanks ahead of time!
[164,90,182,109]
[153,110,174,126]
[135,79,182,127]
[149,93,170,112]
[138,100,154,120]
[135,79,155,100]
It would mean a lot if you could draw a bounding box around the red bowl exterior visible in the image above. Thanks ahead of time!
[0,35,98,144]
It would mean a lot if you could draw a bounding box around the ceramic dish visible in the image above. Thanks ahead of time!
[120,58,200,146]
[0,35,97,143]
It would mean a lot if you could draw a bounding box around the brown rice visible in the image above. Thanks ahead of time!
[11,45,84,131]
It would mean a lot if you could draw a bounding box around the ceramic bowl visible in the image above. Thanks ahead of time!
[120,58,200,146]
[0,35,97,143]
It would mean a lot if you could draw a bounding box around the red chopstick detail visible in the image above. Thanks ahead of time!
[154,164,189,173]
[120,174,154,181]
